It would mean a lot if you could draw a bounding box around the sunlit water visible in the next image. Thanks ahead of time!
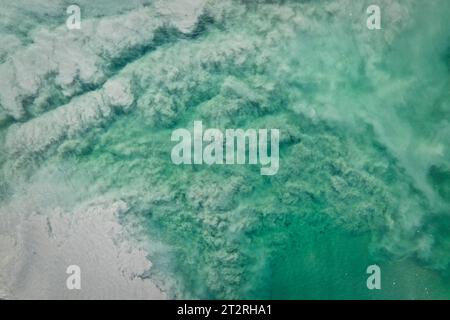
[0,0,449,299]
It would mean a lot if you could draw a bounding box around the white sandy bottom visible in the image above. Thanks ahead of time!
[0,200,165,300]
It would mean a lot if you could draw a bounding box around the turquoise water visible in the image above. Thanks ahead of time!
[1,0,450,299]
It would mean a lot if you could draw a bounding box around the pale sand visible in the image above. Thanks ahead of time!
[0,199,166,300]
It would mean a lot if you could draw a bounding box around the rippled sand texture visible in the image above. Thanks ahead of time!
[0,0,449,299]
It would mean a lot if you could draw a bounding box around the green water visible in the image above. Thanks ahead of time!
[1,0,450,299]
